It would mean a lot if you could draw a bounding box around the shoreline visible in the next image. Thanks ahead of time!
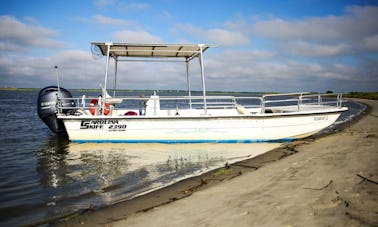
[53,99,377,227]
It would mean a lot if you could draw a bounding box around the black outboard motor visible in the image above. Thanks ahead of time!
[37,86,76,135]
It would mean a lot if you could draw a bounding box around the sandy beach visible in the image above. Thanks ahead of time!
[55,99,377,227]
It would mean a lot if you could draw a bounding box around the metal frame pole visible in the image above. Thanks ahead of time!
[198,44,207,114]
[186,58,192,109]
[103,43,111,114]
[113,56,118,97]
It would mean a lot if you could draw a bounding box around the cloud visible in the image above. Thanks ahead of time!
[199,45,378,92]
[363,34,378,51]
[125,2,149,10]
[94,0,117,7]
[253,6,378,41]
[92,14,131,27]
[0,47,185,90]
[251,5,378,57]
[0,44,376,92]
[111,30,162,43]
[279,41,350,57]
[0,50,103,88]
[174,24,250,46]
[1,5,377,93]
[77,14,140,29]
[205,28,250,46]
[94,0,149,11]
[0,15,61,52]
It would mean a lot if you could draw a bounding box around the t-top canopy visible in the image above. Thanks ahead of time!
[91,42,212,59]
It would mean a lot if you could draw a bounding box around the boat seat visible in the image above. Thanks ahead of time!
[265,109,273,113]
[100,85,123,105]
[106,98,123,104]
[236,105,250,115]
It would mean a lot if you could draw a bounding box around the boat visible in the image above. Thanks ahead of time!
[37,42,348,143]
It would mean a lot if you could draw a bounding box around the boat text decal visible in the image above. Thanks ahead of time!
[80,120,127,131]
[314,116,328,121]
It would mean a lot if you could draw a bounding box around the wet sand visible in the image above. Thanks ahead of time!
[54,99,377,227]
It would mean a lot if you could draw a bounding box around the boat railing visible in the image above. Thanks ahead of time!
[261,92,344,113]
[57,92,343,115]
[301,93,344,107]
[57,95,261,114]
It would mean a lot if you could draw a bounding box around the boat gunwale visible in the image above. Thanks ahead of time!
[58,107,347,120]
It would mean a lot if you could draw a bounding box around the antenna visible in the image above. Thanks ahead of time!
[54,65,63,114]
[54,65,61,97]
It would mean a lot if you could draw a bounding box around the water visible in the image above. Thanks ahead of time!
[0,90,364,226]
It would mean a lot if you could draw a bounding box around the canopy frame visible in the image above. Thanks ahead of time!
[91,42,214,114]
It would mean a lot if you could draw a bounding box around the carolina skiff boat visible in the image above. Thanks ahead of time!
[38,42,348,143]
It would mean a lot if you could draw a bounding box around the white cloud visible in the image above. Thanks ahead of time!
[280,41,350,57]
[363,34,378,51]
[205,28,250,46]
[0,15,61,52]
[174,24,250,46]
[0,50,103,88]
[253,6,378,42]
[1,5,377,93]
[94,0,149,11]
[111,30,162,43]
[0,44,376,92]
[92,14,131,27]
[126,2,149,10]
[94,0,117,7]
[199,47,378,92]
[253,18,337,41]
[250,5,378,57]
[224,50,277,61]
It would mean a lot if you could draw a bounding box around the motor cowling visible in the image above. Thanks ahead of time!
[37,86,76,134]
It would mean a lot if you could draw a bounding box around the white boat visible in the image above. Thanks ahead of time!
[38,42,348,143]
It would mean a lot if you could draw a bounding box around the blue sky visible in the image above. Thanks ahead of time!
[0,0,377,92]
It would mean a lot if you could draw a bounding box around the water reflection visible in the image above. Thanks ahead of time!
[37,135,70,188]
[35,140,281,224]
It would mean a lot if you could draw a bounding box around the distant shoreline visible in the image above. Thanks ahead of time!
[0,87,260,94]
[0,87,38,91]
[0,87,376,99]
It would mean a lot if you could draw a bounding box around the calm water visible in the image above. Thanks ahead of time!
[0,90,365,226]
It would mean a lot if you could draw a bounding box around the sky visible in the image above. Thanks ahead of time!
[0,0,377,92]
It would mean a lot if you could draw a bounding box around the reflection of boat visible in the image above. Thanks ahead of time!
[38,43,347,143]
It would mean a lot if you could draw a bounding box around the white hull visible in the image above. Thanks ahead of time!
[61,110,343,143]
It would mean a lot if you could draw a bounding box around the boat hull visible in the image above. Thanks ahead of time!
[60,111,343,143]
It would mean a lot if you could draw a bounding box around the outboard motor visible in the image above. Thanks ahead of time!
[37,86,76,135]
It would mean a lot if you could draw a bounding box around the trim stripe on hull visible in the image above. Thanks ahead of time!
[71,138,296,144]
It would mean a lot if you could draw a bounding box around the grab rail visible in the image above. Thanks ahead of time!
[261,93,344,113]
[57,92,344,115]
